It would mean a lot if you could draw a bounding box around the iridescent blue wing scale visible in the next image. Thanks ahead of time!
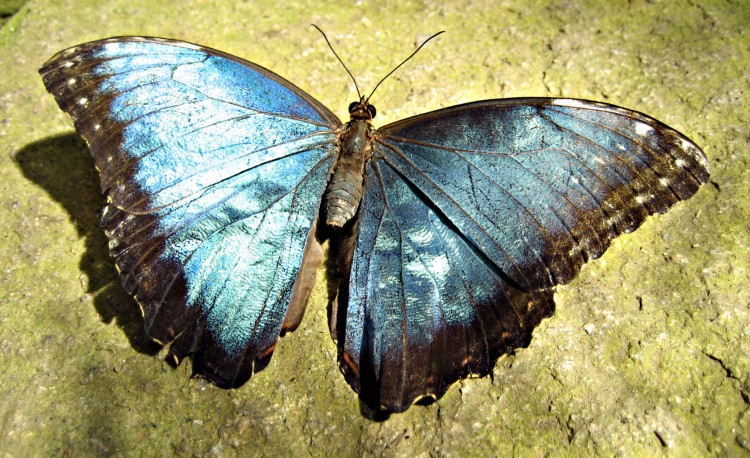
[40,37,341,387]
[336,98,709,411]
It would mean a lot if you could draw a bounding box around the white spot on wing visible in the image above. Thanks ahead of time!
[680,138,709,167]
[551,98,589,109]
[68,78,76,85]
[635,122,654,136]
[178,42,203,51]
[78,97,88,105]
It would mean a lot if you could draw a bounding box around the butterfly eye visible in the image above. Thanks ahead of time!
[348,101,375,120]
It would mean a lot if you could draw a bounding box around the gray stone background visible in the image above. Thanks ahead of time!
[1,0,747,456]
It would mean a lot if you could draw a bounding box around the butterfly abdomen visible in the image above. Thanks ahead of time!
[324,119,374,228]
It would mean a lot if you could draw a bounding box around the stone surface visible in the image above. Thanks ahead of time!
[1,0,747,456]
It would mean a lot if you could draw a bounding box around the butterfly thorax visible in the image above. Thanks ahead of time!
[323,117,374,228]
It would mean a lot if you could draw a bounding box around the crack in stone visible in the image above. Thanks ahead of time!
[705,352,738,380]
[704,352,750,405]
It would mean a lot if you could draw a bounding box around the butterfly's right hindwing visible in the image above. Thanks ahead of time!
[334,158,555,412]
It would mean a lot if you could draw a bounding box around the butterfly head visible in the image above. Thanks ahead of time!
[349,96,376,121]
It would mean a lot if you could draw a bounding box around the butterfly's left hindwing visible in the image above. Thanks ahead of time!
[40,37,340,386]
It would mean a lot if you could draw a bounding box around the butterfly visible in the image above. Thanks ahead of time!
[39,34,709,413]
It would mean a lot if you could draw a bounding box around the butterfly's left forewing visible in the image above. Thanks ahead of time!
[336,97,708,411]
[40,37,340,387]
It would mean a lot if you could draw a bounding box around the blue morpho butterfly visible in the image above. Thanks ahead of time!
[40,30,709,413]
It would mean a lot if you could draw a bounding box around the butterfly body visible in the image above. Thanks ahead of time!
[323,111,374,228]
[40,36,709,412]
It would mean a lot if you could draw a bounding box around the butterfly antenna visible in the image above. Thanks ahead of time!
[312,24,362,100]
[367,30,445,101]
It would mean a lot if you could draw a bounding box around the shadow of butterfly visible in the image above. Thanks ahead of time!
[39,35,709,413]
